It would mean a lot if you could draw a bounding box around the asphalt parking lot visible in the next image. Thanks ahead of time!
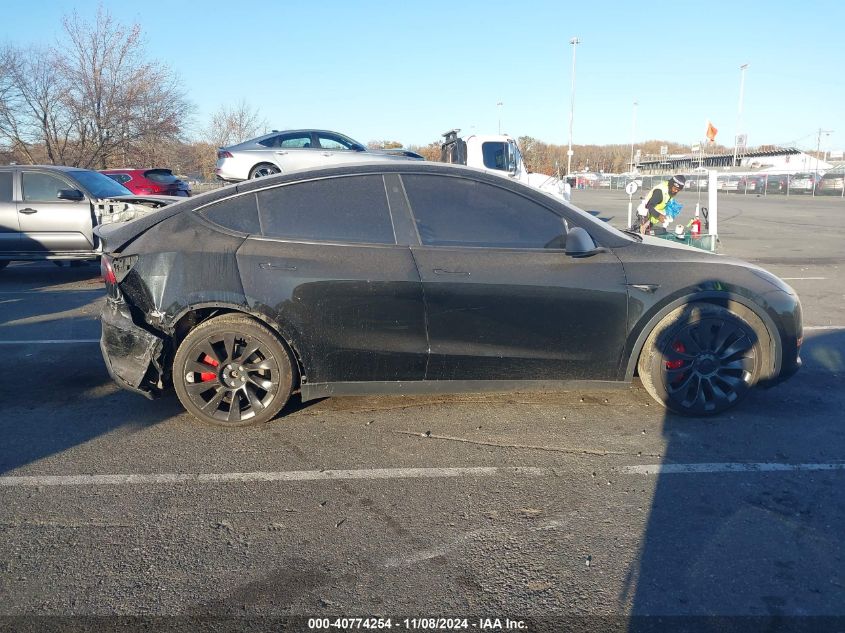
[1,190,844,632]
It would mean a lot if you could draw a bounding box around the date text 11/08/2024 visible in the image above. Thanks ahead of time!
[307,617,528,630]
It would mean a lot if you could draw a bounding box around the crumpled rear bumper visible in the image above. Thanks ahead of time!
[100,299,165,399]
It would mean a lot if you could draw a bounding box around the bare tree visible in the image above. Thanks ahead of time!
[0,45,74,164]
[0,8,192,168]
[60,8,192,168]
[205,101,268,149]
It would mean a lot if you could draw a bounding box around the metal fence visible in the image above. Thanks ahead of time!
[595,168,845,198]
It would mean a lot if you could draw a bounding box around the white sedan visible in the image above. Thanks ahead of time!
[215,129,422,182]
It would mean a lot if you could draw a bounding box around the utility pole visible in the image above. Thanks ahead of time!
[497,101,503,135]
[629,100,638,173]
[814,128,833,197]
[732,63,749,169]
[567,36,580,176]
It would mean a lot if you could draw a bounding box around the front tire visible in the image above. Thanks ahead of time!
[249,163,281,179]
[173,315,294,427]
[637,303,770,416]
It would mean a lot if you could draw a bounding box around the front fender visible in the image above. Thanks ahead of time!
[621,289,783,382]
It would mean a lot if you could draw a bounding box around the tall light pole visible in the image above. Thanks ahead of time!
[629,100,638,173]
[567,36,580,176]
[732,63,749,168]
[814,128,833,197]
[497,101,503,135]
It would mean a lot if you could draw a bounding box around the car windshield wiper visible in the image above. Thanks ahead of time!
[622,228,643,241]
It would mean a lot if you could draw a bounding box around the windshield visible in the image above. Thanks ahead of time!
[71,169,134,198]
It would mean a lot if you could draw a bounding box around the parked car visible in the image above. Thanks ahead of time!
[789,172,819,193]
[0,165,176,269]
[765,174,789,194]
[683,173,708,190]
[101,168,191,197]
[718,175,742,191]
[215,129,423,182]
[814,169,844,195]
[96,162,802,425]
[737,175,766,193]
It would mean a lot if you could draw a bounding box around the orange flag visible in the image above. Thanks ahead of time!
[706,121,718,143]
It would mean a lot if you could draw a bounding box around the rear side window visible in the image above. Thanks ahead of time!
[106,173,132,184]
[201,193,261,234]
[0,172,12,202]
[144,169,177,184]
[256,175,395,244]
[402,174,565,249]
[258,133,312,149]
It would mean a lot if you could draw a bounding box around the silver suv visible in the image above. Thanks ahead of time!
[0,165,175,270]
[215,129,422,182]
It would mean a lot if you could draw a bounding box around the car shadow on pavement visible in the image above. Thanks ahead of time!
[624,329,845,630]
[0,342,183,475]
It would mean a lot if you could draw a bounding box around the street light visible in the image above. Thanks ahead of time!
[813,128,833,197]
[497,101,503,135]
[732,63,749,168]
[567,36,580,176]
[629,100,638,173]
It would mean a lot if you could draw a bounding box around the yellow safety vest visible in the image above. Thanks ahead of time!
[644,182,671,225]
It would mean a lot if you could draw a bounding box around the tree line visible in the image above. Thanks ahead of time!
[0,8,734,181]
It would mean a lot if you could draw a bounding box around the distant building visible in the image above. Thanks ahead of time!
[637,147,831,174]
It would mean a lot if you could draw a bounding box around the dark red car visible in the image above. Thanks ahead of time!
[100,168,191,197]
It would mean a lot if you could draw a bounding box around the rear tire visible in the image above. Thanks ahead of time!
[249,163,281,179]
[637,303,771,416]
[173,315,294,427]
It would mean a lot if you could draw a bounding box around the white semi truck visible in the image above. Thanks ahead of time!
[439,129,571,202]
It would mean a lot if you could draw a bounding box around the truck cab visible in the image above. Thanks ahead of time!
[439,129,570,202]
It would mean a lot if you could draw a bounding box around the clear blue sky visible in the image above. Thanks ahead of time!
[3,0,844,154]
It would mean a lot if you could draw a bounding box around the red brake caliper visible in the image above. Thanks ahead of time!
[666,341,686,370]
[200,354,219,382]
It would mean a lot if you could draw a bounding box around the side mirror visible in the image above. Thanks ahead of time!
[565,226,609,258]
[57,189,85,201]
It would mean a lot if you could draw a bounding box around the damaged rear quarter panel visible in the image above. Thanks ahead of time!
[119,211,249,329]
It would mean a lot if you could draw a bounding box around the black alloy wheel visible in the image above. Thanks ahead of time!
[173,315,293,426]
[249,163,281,179]
[638,304,769,416]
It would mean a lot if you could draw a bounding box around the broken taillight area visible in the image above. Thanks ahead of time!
[101,255,120,300]
[101,254,138,300]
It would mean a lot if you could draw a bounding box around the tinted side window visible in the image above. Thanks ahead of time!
[256,175,395,244]
[0,172,12,202]
[107,174,131,184]
[22,172,73,202]
[402,175,565,249]
[201,193,261,234]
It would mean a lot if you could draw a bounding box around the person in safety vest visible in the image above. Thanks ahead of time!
[638,174,686,234]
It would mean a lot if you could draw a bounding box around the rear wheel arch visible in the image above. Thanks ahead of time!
[172,313,294,426]
[623,292,780,383]
[168,305,305,387]
[249,163,281,179]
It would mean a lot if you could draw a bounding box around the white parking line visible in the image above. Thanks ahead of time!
[623,462,845,475]
[0,466,552,488]
[0,339,100,345]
